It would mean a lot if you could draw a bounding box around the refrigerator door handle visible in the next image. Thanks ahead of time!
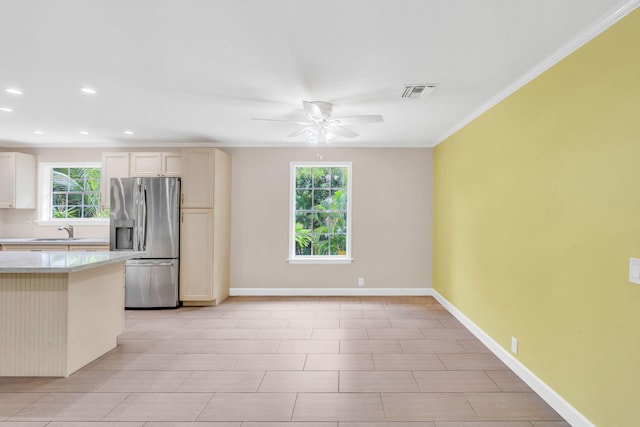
[141,185,148,251]
[134,183,143,251]
[128,261,174,267]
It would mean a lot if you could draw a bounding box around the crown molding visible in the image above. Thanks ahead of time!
[433,0,640,147]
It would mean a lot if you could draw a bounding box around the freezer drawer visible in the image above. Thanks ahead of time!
[125,259,178,308]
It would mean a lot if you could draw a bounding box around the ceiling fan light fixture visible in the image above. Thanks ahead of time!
[305,127,318,144]
[254,100,383,144]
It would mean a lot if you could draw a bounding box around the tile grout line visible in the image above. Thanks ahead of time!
[97,391,131,422]
[193,390,216,422]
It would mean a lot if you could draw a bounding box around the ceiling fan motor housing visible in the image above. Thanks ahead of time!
[309,101,333,118]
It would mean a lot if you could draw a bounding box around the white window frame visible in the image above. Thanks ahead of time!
[37,162,109,226]
[288,161,353,264]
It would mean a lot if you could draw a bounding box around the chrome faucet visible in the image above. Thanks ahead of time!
[58,224,74,239]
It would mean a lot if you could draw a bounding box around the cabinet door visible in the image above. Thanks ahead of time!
[13,153,36,209]
[0,153,15,208]
[162,153,182,176]
[0,153,36,209]
[130,152,161,177]
[101,153,130,208]
[180,209,214,301]
[181,149,214,208]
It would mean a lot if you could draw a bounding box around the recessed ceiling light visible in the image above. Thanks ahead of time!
[0,107,13,112]
[33,130,44,135]
[5,88,22,95]
[79,131,89,135]
[123,130,134,135]
[81,87,97,95]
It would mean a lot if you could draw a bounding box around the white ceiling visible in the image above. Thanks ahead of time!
[0,0,635,148]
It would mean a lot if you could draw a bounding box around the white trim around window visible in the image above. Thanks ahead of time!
[37,162,109,225]
[288,161,353,264]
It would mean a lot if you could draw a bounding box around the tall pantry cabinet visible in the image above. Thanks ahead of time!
[180,148,231,306]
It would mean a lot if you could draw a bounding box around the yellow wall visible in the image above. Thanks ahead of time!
[433,9,640,427]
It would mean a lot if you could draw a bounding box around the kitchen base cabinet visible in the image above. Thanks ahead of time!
[1,245,69,252]
[1,245,109,252]
[179,148,231,306]
[0,262,125,376]
[68,245,110,252]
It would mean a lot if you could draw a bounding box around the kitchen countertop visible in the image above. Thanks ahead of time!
[0,251,139,273]
[0,237,109,245]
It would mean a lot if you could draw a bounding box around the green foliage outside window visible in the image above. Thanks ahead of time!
[294,166,348,256]
[51,167,109,219]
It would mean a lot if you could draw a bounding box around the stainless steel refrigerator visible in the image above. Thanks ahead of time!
[109,177,180,308]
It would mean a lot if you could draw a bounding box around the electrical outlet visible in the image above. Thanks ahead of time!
[511,336,518,355]
[358,277,364,287]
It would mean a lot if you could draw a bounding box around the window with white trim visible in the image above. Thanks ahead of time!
[289,162,352,264]
[39,162,109,223]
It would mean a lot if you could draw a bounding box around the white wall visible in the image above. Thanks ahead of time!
[226,147,433,290]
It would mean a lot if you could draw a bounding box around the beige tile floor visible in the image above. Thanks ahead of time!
[0,296,571,427]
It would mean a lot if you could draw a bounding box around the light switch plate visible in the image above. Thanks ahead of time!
[629,258,640,285]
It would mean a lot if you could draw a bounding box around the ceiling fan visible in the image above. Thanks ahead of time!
[252,100,383,143]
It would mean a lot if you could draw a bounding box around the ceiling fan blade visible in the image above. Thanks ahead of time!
[329,126,359,138]
[302,101,324,118]
[287,127,311,138]
[333,115,384,124]
[251,118,311,126]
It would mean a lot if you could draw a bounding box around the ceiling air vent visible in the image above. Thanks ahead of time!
[401,84,437,99]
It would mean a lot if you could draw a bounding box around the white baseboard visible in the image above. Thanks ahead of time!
[229,286,594,426]
[229,287,435,296]
[430,289,595,427]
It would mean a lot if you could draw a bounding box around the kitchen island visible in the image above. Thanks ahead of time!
[0,251,139,377]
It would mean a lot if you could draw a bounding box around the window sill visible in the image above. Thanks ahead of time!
[287,257,354,265]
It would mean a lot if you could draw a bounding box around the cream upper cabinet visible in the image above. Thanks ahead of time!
[180,148,215,208]
[101,152,130,208]
[130,152,181,177]
[0,152,36,209]
[161,153,182,176]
